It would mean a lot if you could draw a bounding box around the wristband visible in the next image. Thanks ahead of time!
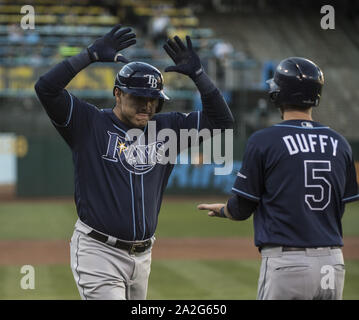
[219,207,227,218]
[193,71,216,95]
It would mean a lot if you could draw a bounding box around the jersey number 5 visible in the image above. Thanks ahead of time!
[304,160,331,211]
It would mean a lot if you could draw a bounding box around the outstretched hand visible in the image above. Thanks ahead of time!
[87,24,136,63]
[197,203,226,218]
[163,35,203,80]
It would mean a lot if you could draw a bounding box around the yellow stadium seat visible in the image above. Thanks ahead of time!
[88,7,104,15]
[0,14,20,23]
[50,6,70,14]
[96,16,119,25]
[0,5,21,13]
[164,8,192,17]
[171,17,199,27]
[134,7,154,16]
[35,15,58,24]
[167,28,192,39]
[0,13,56,24]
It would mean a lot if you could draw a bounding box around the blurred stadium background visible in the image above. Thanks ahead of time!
[0,0,358,300]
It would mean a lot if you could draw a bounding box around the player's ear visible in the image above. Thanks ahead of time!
[114,88,123,108]
[114,88,123,100]
[278,106,284,120]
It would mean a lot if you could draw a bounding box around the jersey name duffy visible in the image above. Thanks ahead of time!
[231,119,359,247]
[283,133,338,156]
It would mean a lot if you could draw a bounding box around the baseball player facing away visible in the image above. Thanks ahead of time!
[198,57,359,300]
[34,25,234,300]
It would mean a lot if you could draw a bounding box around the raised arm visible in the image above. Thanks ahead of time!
[163,35,234,130]
[34,24,136,125]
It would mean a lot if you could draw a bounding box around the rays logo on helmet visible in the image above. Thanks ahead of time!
[144,74,158,88]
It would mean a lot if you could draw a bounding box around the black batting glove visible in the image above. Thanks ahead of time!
[87,24,136,63]
[163,35,203,81]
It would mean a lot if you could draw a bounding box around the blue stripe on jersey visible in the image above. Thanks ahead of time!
[232,187,260,201]
[129,172,136,240]
[52,90,74,127]
[343,194,359,203]
[141,174,146,240]
[274,124,329,129]
[197,110,200,131]
[65,92,74,126]
[195,111,200,143]
[113,124,130,140]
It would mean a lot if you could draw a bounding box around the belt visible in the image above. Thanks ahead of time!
[259,246,341,252]
[282,246,341,252]
[87,230,152,254]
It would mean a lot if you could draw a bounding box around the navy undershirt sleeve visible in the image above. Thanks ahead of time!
[35,52,99,148]
[194,72,234,130]
[34,61,78,125]
[232,139,264,202]
[34,50,91,126]
[227,194,258,221]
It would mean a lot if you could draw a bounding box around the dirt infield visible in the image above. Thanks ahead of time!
[0,237,358,266]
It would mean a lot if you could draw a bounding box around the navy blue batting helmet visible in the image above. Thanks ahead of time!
[267,57,324,108]
[113,61,170,113]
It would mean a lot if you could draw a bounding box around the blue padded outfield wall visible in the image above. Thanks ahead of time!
[15,133,242,197]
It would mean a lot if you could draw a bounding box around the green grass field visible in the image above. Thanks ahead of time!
[1,199,358,240]
[0,199,358,300]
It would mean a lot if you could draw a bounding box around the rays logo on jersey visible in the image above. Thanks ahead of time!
[102,131,165,174]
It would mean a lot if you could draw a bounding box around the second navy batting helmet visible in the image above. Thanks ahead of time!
[113,61,170,113]
[267,57,324,108]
